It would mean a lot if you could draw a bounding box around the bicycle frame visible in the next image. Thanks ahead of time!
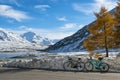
[89,59,102,69]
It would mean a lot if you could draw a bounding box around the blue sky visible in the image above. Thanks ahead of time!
[0,0,117,39]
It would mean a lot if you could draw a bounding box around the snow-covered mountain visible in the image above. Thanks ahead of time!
[0,28,29,43]
[45,25,89,52]
[0,28,38,51]
[0,28,51,52]
[21,31,59,46]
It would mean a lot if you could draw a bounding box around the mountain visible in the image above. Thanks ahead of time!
[21,31,59,46]
[0,28,37,51]
[45,25,89,52]
[45,8,117,52]
[21,31,36,43]
[0,28,29,42]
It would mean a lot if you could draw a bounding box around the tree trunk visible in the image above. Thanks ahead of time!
[104,35,109,57]
[104,24,109,57]
[105,44,109,57]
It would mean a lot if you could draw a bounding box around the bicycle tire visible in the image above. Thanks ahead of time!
[84,62,93,71]
[77,62,84,71]
[63,61,78,71]
[63,61,71,71]
[100,62,109,72]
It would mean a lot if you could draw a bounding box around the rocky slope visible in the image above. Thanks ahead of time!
[45,25,90,52]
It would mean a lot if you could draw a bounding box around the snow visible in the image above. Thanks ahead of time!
[0,28,47,52]
[0,52,85,69]
[46,26,89,52]
[49,37,86,53]
[21,31,59,46]
[0,28,60,52]
[21,31,36,42]
[1,52,120,70]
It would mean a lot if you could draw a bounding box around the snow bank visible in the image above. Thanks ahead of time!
[1,52,120,70]
[2,56,66,69]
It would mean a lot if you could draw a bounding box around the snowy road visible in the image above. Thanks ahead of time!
[0,68,120,80]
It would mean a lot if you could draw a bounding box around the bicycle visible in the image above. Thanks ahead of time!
[84,57,109,72]
[63,56,84,71]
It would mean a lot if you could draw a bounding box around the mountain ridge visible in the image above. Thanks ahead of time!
[21,31,59,46]
[0,28,56,52]
[45,25,90,52]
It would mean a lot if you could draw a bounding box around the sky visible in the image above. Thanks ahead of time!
[0,0,118,39]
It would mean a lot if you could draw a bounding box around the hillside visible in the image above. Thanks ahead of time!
[45,25,90,52]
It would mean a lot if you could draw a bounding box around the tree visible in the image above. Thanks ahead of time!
[83,6,117,57]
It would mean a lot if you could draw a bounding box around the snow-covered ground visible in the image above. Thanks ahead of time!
[0,41,48,52]
[0,52,120,71]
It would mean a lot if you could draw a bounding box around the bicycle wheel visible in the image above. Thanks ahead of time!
[63,61,71,71]
[84,62,93,71]
[69,63,78,71]
[77,62,84,71]
[100,62,109,72]
[63,61,78,71]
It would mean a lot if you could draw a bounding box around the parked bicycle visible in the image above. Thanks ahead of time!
[63,56,84,71]
[84,57,109,72]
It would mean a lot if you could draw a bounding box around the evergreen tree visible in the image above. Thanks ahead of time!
[84,6,117,57]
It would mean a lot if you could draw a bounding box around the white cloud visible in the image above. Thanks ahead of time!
[8,26,48,35]
[45,32,74,39]
[73,0,117,14]
[19,26,32,31]
[60,23,78,29]
[7,23,84,40]
[57,16,67,21]
[0,5,30,22]
[7,26,78,39]
[35,5,50,11]
[9,0,20,7]
[0,0,21,7]
[73,3,91,14]
[19,26,27,29]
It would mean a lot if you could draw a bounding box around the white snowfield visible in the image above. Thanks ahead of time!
[0,41,48,51]
[1,52,120,70]
[21,31,59,46]
[0,28,48,51]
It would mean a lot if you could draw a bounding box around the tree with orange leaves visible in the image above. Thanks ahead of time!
[84,6,117,57]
